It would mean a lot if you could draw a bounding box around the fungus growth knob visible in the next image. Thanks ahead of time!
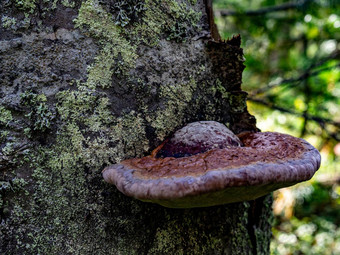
[156,121,242,158]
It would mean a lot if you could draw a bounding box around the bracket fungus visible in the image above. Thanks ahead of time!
[102,121,321,208]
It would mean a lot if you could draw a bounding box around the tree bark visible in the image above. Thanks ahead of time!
[0,0,272,254]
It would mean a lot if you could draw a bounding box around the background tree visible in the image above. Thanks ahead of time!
[0,0,273,254]
[213,0,340,253]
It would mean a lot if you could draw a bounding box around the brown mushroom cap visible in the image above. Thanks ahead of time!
[102,122,321,208]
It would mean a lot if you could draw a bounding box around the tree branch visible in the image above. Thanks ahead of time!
[249,98,340,127]
[251,64,339,96]
[250,51,340,96]
[248,97,340,140]
[217,0,311,17]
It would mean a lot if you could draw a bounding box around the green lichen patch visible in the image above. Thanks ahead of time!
[74,0,202,89]
[14,0,37,14]
[164,1,201,42]
[129,1,168,46]
[11,178,28,193]
[60,0,75,8]
[130,0,202,45]
[228,92,248,113]
[147,213,212,254]
[20,90,54,133]
[74,0,138,85]
[209,78,229,99]
[2,0,77,32]
[147,78,197,140]
[56,82,148,162]
[5,100,148,253]
[0,106,13,127]
[24,114,147,253]
[87,42,137,88]
[99,0,147,27]
[56,84,106,123]
[1,15,17,29]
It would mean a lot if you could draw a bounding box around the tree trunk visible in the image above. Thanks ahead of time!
[0,0,273,254]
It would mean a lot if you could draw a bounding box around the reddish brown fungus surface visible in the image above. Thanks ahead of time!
[102,121,321,208]
[122,132,306,179]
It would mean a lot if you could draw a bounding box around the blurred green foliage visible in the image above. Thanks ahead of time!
[214,0,340,254]
[271,182,340,254]
[214,0,339,142]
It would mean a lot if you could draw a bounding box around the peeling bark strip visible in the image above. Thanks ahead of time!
[1,0,272,254]
[204,0,221,41]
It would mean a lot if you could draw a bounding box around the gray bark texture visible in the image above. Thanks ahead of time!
[0,0,273,254]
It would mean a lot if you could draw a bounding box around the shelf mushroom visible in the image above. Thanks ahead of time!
[102,121,321,208]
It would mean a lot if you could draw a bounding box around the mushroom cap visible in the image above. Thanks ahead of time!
[103,127,321,208]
